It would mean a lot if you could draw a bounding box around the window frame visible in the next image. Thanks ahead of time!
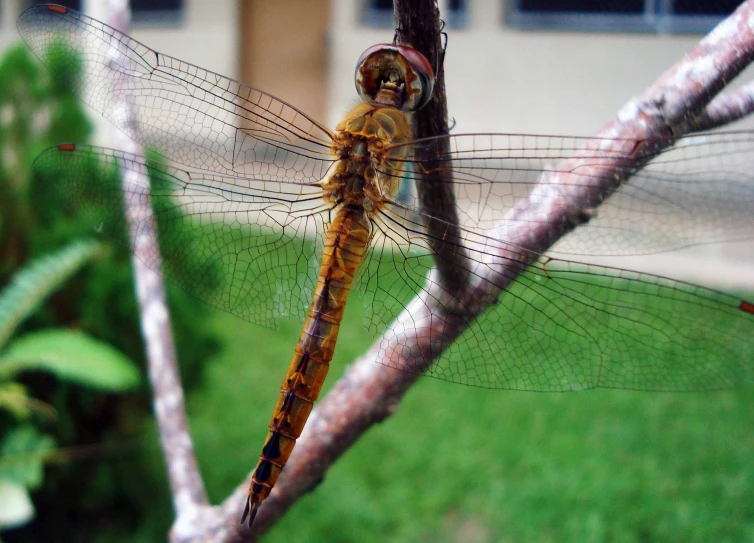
[505,0,738,34]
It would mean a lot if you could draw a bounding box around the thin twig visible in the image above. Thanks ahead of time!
[104,0,209,530]
[690,80,754,131]
[394,0,470,293]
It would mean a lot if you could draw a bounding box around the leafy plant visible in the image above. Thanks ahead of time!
[0,41,221,541]
[0,240,140,532]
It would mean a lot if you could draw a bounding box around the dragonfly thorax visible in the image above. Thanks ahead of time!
[323,102,413,211]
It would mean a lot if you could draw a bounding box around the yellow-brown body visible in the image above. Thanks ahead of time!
[244,102,412,524]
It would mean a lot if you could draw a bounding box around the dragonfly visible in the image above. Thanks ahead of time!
[17,3,754,528]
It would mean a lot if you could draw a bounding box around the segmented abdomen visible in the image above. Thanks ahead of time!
[243,204,371,526]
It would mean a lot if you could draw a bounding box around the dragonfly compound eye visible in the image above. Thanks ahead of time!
[355,43,435,112]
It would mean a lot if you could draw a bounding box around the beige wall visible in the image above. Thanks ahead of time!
[94,0,239,82]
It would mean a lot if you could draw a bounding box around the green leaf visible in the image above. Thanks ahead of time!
[0,383,32,420]
[0,383,56,422]
[0,239,103,348]
[0,330,140,391]
[0,426,54,489]
[0,480,34,529]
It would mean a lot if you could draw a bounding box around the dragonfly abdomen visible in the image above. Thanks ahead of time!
[244,204,371,527]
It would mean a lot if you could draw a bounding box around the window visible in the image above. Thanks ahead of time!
[131,0,184,26]
[507,0,741,33]
[363,0,468,28]
[32,0,80,10]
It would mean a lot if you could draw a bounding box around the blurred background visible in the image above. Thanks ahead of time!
[0,1,747,136]
[0,1,753,542]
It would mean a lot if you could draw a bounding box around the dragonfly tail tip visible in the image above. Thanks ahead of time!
[240,497,260,529]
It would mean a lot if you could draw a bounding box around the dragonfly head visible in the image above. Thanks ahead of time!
[355,44,434,112]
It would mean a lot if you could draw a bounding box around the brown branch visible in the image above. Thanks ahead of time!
[394,0,471,293]
[172,1,754,541]
[104,0,209,530]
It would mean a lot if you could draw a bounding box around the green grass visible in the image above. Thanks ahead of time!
[95,279,754,543]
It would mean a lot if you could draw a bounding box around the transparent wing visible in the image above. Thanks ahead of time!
[385,131,754,256]
[357,131,754,390]
[369,205,754,391]
[37,142,750,389]
[17,4,336,181]
[33,144,329,327]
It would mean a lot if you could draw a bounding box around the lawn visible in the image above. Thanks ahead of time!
[94,277,754,543]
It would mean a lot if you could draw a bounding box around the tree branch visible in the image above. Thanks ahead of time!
[168,1,754,541]
[689,80,754,131]
[394,0,471,293]
[104,0,209,529]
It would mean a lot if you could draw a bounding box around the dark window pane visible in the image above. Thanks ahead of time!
[371,0,393,10]
[673,0,740,15]
[32,0,81,10]
[131,0,183,12]
[518,0,644,14]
